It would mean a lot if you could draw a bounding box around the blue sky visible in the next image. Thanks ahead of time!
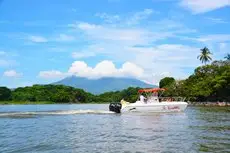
[0,0,230,87]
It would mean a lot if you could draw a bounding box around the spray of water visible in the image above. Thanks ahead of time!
[0,110,115,118]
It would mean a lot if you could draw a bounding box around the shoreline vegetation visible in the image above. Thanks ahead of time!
[0,101,109,105]
[0,49,229,106]
[0,101,55,105]
[188,102,230,107]
[1,100,230,106]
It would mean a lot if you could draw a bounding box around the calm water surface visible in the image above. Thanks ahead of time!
[0,104,229,153]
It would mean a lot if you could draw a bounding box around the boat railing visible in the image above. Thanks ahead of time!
[158,97,186,102]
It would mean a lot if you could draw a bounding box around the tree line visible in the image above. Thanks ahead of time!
[160,48,230,102]
[0,84,141,103]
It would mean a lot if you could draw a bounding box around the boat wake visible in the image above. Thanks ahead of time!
[0,110,115,118]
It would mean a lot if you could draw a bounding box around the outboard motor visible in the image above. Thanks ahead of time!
[109,102,122,113]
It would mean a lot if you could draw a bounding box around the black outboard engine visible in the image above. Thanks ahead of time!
[109,102,122,113]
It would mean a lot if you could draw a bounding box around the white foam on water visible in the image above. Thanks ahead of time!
[0,110,115,117]
[44,110,115,115]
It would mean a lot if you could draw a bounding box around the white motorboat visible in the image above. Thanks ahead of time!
[109,88,188,113]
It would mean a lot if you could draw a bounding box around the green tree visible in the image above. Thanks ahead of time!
[159,77,175,88]
[224,53,230,61]
[197,47,212,65]
[182,60,230,102]
[157,60,230,102]
[0,87,12,101]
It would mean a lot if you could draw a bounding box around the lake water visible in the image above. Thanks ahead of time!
[0,104,229,153]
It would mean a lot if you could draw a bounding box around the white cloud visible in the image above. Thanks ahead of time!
[125,44,201,83]
[68,60,144,79]
[95,8,158,25]
[206,17,228,24]
[3,70,22,77]
[66,14,200,84]
[215,42,230,58]
[38,42,202,85]
[95,13,120,23]
[196,34,230,43]
[63,9,216,84]
[128,44,200,67]
[38,61,144,81]
[49,47,67,53]
[63,43,200,84]
[39,70,66,79]
[126,9,156,25]
[76,22,101,30]
[180,0,230,14]
[71,45,105,59]
[219,43,227,50]
[75,44,201,84]
[119,62,144,78]
[0,59,17,67]
[73,22,162,45]
[0,51,6,56]
[55,34,75,42]
[72,52,96,59]
[0,59,10,67]
[70,19,194,47]
[68,8,195,50]
[28,35,48,43]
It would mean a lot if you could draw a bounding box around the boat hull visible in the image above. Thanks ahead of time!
[121,102,188,113]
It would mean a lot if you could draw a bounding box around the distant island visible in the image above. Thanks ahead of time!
[0,48,229,105]
[0,77,155,104]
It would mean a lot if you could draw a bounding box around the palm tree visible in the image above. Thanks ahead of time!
[224,53,230,61]
[197,47,212,65]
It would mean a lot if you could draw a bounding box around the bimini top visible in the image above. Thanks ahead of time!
[138,88,166,93]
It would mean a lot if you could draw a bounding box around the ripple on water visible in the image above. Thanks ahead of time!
[0,105,230,153]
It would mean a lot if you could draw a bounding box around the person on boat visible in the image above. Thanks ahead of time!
[167,97,172,102]
[140,94,147,103]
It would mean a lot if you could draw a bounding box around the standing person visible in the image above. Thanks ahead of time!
[140,94,147,103]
